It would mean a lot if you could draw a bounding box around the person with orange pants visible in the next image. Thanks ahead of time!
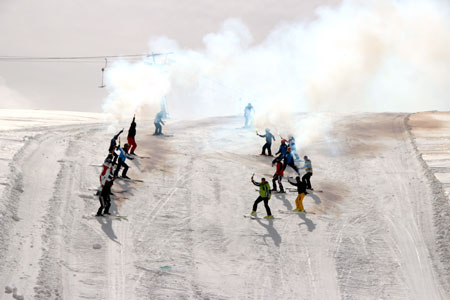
[127,115,137,155]
[288,176,308,212]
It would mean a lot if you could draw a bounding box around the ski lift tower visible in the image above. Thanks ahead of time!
[146,52,172,118]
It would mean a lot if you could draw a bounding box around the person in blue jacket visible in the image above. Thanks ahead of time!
[273,139,288,162]
[283,147,300,175]
[113,143,134,179]
[288,136,300,160]
[154,111,165,135]
[257,128,275,156]
[244,103,254,128]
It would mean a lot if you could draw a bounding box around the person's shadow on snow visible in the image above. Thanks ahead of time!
[308,192,321,204]
[297,213,316,232]
[255,218,281,247]
[95,193,122,244]
[275,193,292,210]
[130,157,142,172]
[95,217,121,244]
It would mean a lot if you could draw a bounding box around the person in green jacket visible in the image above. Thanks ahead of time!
[250,175,274,218]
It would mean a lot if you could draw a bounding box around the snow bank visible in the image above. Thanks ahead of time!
[408,112,450,200]
[407,111,450,294]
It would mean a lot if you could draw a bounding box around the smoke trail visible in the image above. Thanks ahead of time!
[0,77,31,109]
[104,0,450,143]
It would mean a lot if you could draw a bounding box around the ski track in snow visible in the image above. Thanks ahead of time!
[0,111,449,299]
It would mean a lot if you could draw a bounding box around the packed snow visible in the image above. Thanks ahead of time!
[0,110,449,299]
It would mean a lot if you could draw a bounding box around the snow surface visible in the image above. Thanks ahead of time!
[0,110,449,299]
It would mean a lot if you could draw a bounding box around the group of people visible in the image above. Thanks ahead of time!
[96,110,168,216]
[96,115,138,217]
[250,116,314,219]
[95,105,312,219]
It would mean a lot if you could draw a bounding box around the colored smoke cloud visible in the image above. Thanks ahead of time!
[103,0,450,143]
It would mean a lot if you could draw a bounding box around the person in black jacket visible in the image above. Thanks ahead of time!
[127,115,137,155]
[288,176,308,212]
[96,172,115,216]
[257,128,275,156]
[108,129,123,164]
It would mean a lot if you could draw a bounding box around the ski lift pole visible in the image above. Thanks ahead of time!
[99,58,108,88]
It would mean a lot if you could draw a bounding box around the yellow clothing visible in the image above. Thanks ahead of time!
[295,193,306,211]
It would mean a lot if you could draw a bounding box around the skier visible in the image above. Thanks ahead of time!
[250,175,274,218]
[283,147,300,175]
[99,154,114,190]
[108,129,123,164]
[154,111,165,135]
[301,155,313,190]
[288,136,300,160]
[114,143,133,179]
[274,139,288,161]
[272,158,285,193]
[127,115,137,155]
[244,103,254,128]
[97,172,115,216]
[257,128,275,156]
[288,176,308,212]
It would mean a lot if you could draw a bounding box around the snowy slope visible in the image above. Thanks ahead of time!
[0,110,449,300]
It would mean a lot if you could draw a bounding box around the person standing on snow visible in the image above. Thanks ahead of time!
[301,155,313,190]
[250,175,274,218]
[244,103,254,128]
[154,111,165,135]
[127,115,137,155]
[96,172,115,216]
[274,139,288,161]
[283,147,300,175]
[99,154,114,192]
[257,128,275,156]
[288,136,300,161]
[288,176,308,212]
[109,129,123,164]
[114,143,133,179]
[272,158,285,193]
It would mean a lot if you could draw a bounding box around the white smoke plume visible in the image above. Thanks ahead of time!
[103,0,450,143]
[0,77,32,109]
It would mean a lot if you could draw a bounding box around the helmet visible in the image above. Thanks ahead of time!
[124,143,129,148]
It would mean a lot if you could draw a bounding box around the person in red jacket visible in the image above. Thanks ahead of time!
[127,115,137,155]
[272,158,285,193]
[99,154,114,189]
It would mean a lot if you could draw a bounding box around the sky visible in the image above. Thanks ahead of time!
[0,0,338,112]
